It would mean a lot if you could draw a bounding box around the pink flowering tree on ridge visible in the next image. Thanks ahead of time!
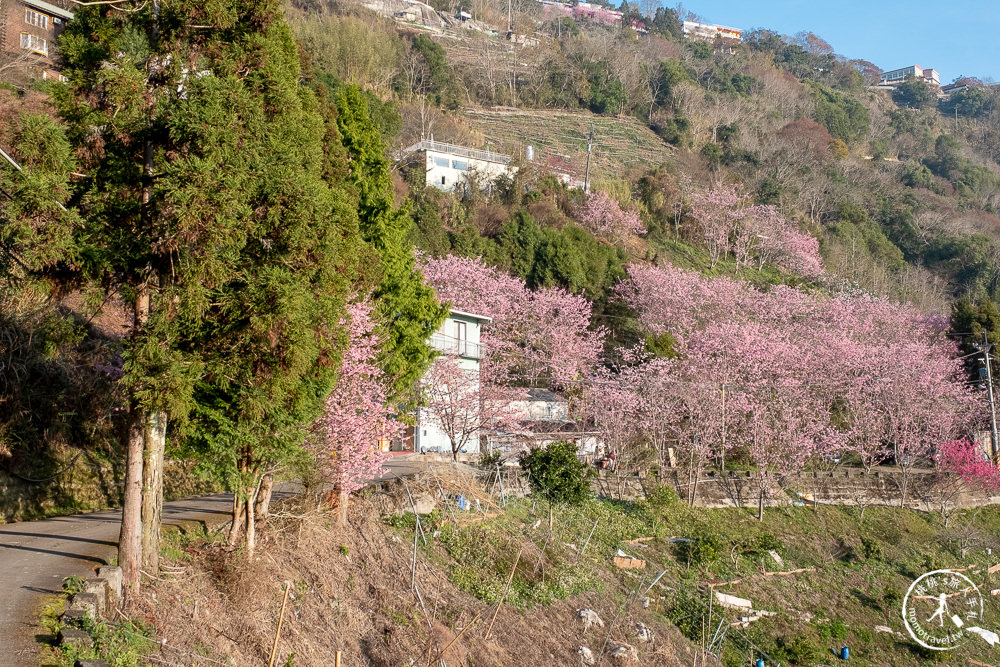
[311,299,401,524]
[577,191,646,241]
[688,184,823,277]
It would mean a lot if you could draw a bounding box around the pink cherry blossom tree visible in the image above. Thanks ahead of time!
[420,253,605,387]
[577,191,646,240]
[311,300,401,524]
[932,439,1000,526]
[419,354,522,461]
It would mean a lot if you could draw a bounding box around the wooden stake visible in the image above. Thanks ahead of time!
[485,550,522,639]
[335,651,342,667]
[268,581,291,667]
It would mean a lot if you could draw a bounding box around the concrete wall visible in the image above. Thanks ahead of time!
[591,468,1000,512]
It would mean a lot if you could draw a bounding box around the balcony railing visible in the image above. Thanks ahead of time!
[430,334,481,359]
[403,140,513,166]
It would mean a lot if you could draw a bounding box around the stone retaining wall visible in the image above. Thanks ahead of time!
[593,468,1000,511]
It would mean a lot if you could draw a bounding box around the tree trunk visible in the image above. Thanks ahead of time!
[548,501,553,532]
[757,491,764,521]
[119,287,150,606]
[140,410,166,576]
[246,483,259,558]
[254,473,274,522]
[691,467,701,506]
[228,496,245,547]
[119,406,145,606]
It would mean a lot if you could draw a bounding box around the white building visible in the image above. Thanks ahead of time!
[403,139,515,193]
[414,309,492,455]
[880,65,940,87]
[682,20,742,43]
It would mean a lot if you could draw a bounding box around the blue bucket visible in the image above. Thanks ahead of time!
[841,646,849,660]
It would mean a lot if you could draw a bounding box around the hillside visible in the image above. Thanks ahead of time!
[286,0,1000,314]
[46,469,1000,667]
[461,108,674,182]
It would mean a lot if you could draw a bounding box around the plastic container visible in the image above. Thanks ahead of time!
[841,646,849,660]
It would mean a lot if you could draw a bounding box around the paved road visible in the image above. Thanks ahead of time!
[0,455,433,666]
[0,493,235,666]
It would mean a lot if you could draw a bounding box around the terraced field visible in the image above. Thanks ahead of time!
[461,108,674,181]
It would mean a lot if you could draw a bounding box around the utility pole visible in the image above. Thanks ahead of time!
[979,331,1000,464]
[507,0,512,33]
[583,124,594,194]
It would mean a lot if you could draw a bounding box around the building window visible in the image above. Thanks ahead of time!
[433,156,450,168]
[25,8,48,29]
[20,33,47,56]
[455,320,467,356]
[452,159,468,171]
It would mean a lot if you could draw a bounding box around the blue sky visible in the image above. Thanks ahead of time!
[680,1,1000,84]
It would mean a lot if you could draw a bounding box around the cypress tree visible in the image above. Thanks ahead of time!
[3,0,371,601]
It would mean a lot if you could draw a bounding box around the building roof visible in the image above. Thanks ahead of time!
[521,388,567,403]
[404,140,512,166]
[23,0,74,20]
[449,308,493,323]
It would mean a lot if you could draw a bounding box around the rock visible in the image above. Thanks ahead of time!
[69,593,99,618]
[875,625,893,633]
[411,492,437,514]
[714,592,752,610]
[608,643,638,664]
[635,623,653,643]
[768,550,784,566]
[83,578,107,615]
[578,608,604,631]
[59,628,93,649]
[60,608,87,625]
[97,566,123,603]
[578,646,596,666]
[640,597,650,609]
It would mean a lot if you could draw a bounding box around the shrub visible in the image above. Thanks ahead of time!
[677,534,721,567]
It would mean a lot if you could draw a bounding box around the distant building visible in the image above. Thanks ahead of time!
[880,65,940,87]
[0,0,73,80]
[488,388,602,460]
[403,139,515,193]
[682,20,742,43]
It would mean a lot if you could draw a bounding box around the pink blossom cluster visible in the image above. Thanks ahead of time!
[606,262,980,506]
[311,299,400,494]
[577,191,646,240]
[689,185,824,277]
[420,253,606,387]
[936,440,1000,491]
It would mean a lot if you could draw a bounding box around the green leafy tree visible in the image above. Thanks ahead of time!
[892,75,937,109]
[520,440,594,529]
[4,0,377,601]
[331,85,447,399]
[941,86,992,119]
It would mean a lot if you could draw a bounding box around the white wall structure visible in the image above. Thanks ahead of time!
[682,20,742,42]
[415,309,491,455]
[404,139,515,193]
[880,65,940,86]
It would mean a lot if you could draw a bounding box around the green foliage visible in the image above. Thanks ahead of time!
[773,634,824,665]
[940,86,992,119]
[676,533,721,567]
[520,440,594,505]
[410,35,462,109]
[860,535,884,561]
[22,0,384,497]
[331,85,448,399]
[809,82,870,143]
[892,76,938,109]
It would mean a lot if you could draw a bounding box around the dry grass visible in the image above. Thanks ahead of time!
[134,470,707,666]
